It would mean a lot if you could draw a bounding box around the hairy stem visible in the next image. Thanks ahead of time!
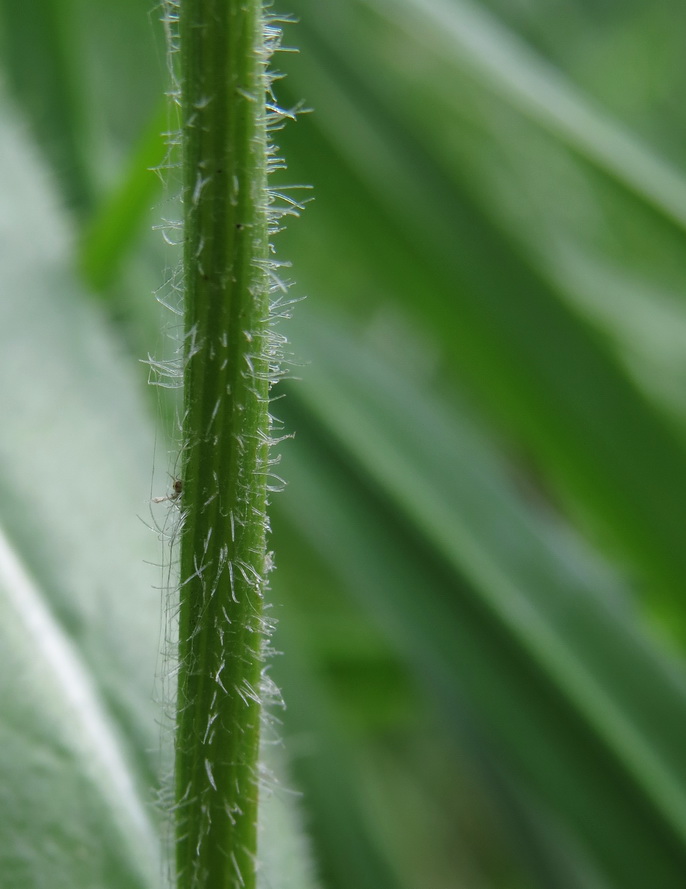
[175,1,270,887]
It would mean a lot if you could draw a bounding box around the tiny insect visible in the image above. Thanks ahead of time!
[152,478,183,504]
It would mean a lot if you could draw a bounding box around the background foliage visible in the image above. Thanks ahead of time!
[2,1,686,887]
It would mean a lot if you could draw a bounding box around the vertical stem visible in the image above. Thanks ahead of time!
[175,1,270,888]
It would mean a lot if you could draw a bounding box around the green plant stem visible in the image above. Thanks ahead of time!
[175,2,270,888]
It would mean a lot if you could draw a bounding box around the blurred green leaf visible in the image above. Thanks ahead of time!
[273,312,686,889]
[280,0,686,634]
[0,0,94,215]
[80,100,171,292]
[0,102,161,889]
[369,0,686,230]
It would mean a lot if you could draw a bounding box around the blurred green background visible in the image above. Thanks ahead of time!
[2,1,686,888]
